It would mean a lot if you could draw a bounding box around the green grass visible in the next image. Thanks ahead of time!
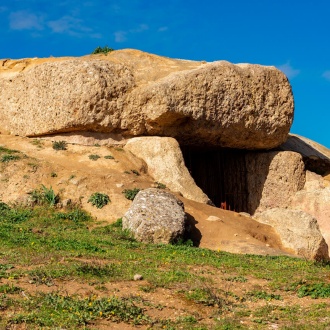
[0,204,329,328]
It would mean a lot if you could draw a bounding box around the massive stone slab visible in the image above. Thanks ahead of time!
[0,49,293,149]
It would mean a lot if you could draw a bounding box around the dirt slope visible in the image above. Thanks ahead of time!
[0,133,291,257]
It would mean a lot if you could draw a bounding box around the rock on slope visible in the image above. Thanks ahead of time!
[0,49,293,149]
[122,188,187,244]
[254,208,329,261]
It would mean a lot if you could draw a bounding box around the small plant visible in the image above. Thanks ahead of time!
[29,185,59,206]
[89,154,101,161]
[0,284,21,294]
[225,275,248,283]
[131,169,140,176]
[184,287,225,307]
[246,290,281,301]
[30,139,44,148]
[50,172,57,177]
[0,146,19,154]
[122,188,140,201]
[155,182,166,189]
[88,192,110,209]
[1,154,20,162]
[0,201,10,212]
[104,155,114,159]
[92,45,114,55]
[52,140,67,150]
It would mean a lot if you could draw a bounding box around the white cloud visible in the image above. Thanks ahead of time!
[158,26,168,32]
[114,24,148,43]
[322,71,330,81]
[47,16,92,36]
[277,61,300,79]
[9,10,44,30]
[114,31,127,42]
[130,24,148,33]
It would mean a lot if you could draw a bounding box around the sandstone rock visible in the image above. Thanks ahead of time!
[122,188,186,244]
[254,208,329,261]
[279,134,330,175]
[124,137,210,204]
[0,49,293,149]
[303,170,325,191]
[291,188,330,256]
[246,151,305,214]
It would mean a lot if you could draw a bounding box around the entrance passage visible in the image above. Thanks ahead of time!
[181,147,248,212]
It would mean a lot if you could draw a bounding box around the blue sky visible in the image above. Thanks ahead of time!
[1,0,329,148]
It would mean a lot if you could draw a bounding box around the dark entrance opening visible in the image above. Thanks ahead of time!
[181,146,249,212]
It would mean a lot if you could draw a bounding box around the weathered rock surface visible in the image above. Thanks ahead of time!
[254,208,329,261]
[122,188,186,244]
[291,187,330,256]
[124,137,210,204]
[279,134,330,175]
[246,151,305,214]
[0,49,294,149]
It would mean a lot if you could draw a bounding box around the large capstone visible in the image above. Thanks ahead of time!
[0,49,293,149]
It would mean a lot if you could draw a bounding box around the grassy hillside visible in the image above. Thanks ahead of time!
[0,201,329,329]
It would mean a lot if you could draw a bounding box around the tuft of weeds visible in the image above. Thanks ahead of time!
[297,282,330,298]
[54,208,92,223]
[104,155,114,159]
[246,290,282,301]
[50,172,57,177]
[1,154,20,163]
[0,284,21,294]
[131,169,140,176]
[184,287,226,307]
[76,262,119,279]
[52,140,67,150]
[0,202,10,212]
[30,139,44,148]
[88,192,110,209]
[28,185,59,206]
[0,146,20,154]
[225,275,248,283]
[92,45,114,55]
[155,181,166,189]
[89,154,101,161]
[122,188,140,201]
